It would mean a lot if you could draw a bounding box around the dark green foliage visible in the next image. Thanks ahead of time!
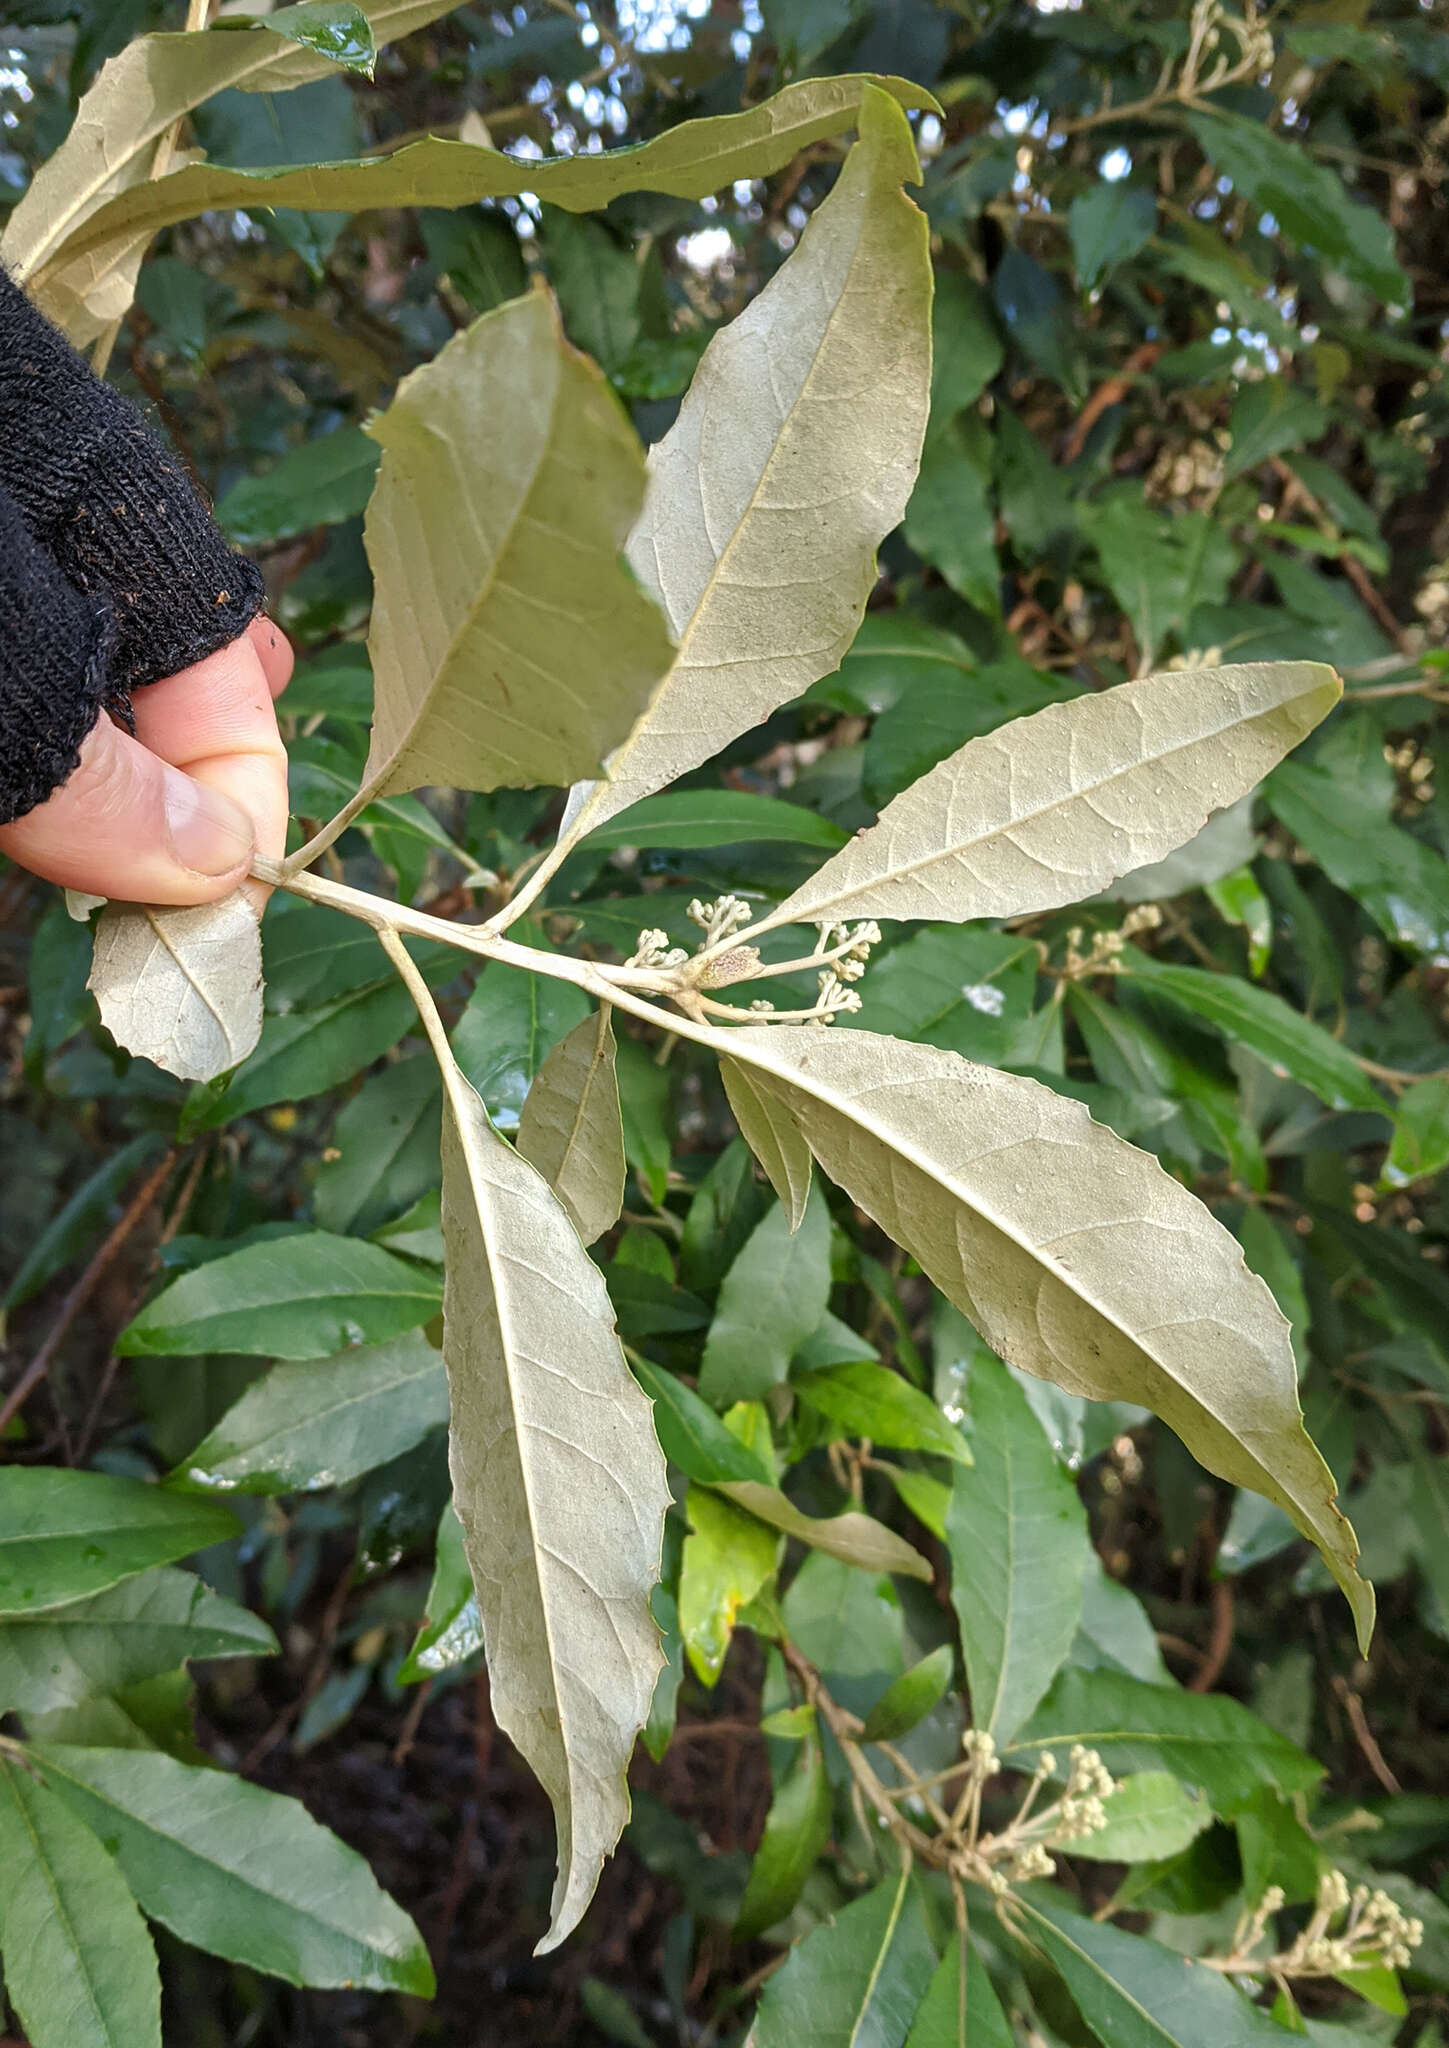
[0,1,1446,2042]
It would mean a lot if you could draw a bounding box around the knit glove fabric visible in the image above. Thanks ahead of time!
[0,268,264,825]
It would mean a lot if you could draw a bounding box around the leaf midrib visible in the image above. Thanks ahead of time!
[36,1755,390,1959]
[0,1766,114,2041]
[199,1348,444,1472]
[573,123,884,838]
[734,1040,1299,1524]
[441,1071,577,1812]
[363,329,577,800]
[785,671,1328,924]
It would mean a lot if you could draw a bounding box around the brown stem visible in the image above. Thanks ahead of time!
[0,1147,178,1438]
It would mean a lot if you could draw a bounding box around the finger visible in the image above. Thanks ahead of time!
[130,632,290,868]
[0,711,255,903]
[247,615,294,700]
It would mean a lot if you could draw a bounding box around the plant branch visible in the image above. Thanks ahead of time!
[0,1146,179,1438]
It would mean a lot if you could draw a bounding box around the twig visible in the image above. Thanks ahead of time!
[1188,1578,1235,1693]
[392,1677,433,1767]
[0,1147,177,1438]
[1333,1676,1401,1795]
[72,1141,207,1466]
[1062,343,1162,463]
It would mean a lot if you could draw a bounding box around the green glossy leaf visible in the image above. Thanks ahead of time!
[216,425,379,545]
[116,1232,441,1359]
[947,1355,1090,1744]
[734,1733,832,1941]
[582,790,849,852]
[1068,1772,1212,1863]
[678,1484,778,1685]
[232,3,376,76]
[751,1864,937,2048]
[903,425,999,617]
[1009,1666,1322,1815]
[1021,1895,1288,2048]
[699,1185,832,1407]
[0,1471,239,1618]
[904,1937,1013,2048]
[1186,111,1408,304]
[1383,1076,1449,1190]
[1126,957,1384,1115]
[3,1135,164,1318]
[927,271,1003,432]
[172,1331,446,1495]
[0,1568,274,1713]
[0,1758,160,2048]
[794,1361,972,1464]
[399,1504,481,1681]
[35,1744,434,1993]
[314,1053,442,1237]
[453,958,592,1137]
[859,1644,954,1742]
[1267,759,1449,960]
[1069,182,1156,291]
[630,1358,775,1485]
[182,976,419,1133]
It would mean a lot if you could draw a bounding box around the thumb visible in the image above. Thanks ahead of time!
[0,710,256,905]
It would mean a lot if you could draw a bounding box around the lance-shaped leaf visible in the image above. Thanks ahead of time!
[88,895,262,1083]
[432,1023,669,1951]
[24,74,932,343]
[751,1863,937,2048]
[0,1759,161,2048]
[687,1022,1371,1648]
[516,1007,626,1246]
[1020,1896,1289,2048]
[32,1744,433,1993]
[341,287,672,826]
[0,1567,276,1714]
[947,1354,1090,1744]
[720,1057,812,1227]
[547,85,932,865]
[755,662,1340,936]
[2,1,460,339]
[714,1480,933,1580]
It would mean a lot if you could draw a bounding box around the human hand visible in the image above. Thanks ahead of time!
[0,616,293,905]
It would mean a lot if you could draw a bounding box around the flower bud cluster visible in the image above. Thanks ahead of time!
[1048,1746,1118,1842]
[811,920,880,1022]
[629,927,690,970]
[1232,1869,1423,1981]
[688,894,754,947]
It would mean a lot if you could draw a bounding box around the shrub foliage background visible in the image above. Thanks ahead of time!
[1,0,1448,2042]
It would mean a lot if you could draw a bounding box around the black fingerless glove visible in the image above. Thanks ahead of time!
[0,268,264,825]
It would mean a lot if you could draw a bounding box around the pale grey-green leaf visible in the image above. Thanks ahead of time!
[87,894,262,1083]
[437,1046,668,1950]
[679,1020,1371,1649]
[551,86,931,857]
[759,662,1341,935]
[2,1,459,339]
[357,288,673,812]
[719,1056,813,1227]
[516,1007,626,1246]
